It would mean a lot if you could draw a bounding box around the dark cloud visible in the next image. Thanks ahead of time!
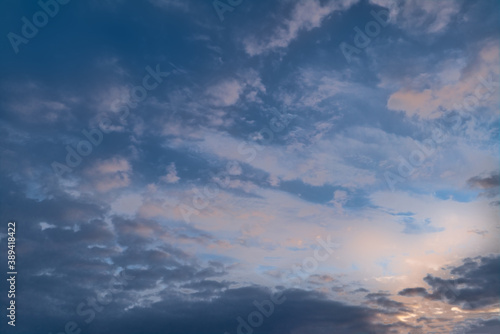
[399,255,500,310]
[1,271,405,334]
[0,186,229,334]
[74,288,399,334]
[467,229,488,236]
[398,287,428,297]
[467,173,500,189]
[464,319,500,334]
[365,292,409,313]
[467,172,500,198]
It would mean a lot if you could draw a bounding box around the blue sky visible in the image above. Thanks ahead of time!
[0,0,499,333]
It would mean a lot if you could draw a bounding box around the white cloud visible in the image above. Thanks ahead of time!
[273,67,360,112]
[386,42,500,119]
[370,0,462,34]
[40,222,56,231]
[205,79,244,107]
[329,190,348,213]
[205,70,266,107]
[111,193,143,216]
[243,0,359,56]
[85,157,132,192]
[166,128,377,188]
[268,174,280,187]
[131,176,499,299]
[297,68,350,107]
[2,83,71,123]
[161,162,180,184]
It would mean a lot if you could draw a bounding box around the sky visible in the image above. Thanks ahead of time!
[0,0,499,333]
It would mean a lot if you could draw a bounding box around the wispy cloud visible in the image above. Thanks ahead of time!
[243,0,359,56]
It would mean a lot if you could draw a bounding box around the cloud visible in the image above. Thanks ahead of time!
[1,80,74,123]
[1,201,403,334]
[161,162,180,184]
[1,1,499,333]
[288,67,351,109]
[39,222,56,230]
[365,292,408,312]
[243,0,358,56]
[329,190,349,213]
[467,172,500,199]
[370,0,462,34]
[465,172,500,206]
[467,229,488,237]
[205,79,244,107]
[111,193,143,216]
[85,157,133,192]
[267,175,280,187]
[205,71,265,107]
[173,128,377,188]
[62,287,395,334]
[467,172,500,189]
[386,42,499,119]
[398,254,500,310]
[464,319,500,334]
[397,287,428,297]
